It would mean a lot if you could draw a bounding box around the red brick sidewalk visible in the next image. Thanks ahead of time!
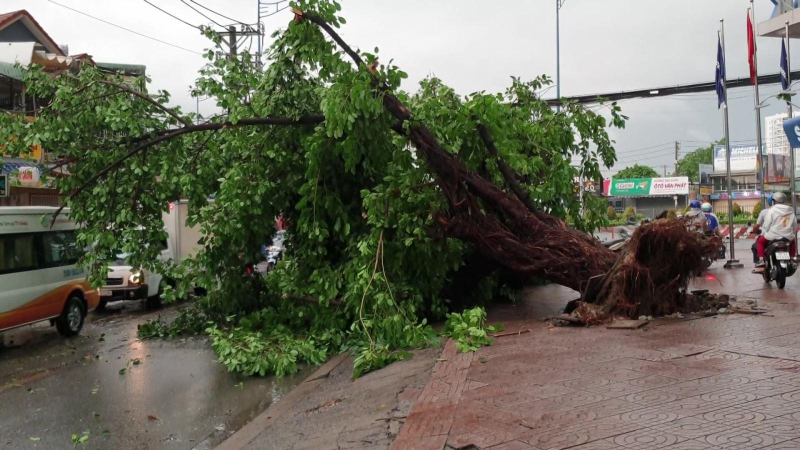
[392,268,800,450]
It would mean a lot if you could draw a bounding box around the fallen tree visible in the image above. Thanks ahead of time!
[0,0,715,375]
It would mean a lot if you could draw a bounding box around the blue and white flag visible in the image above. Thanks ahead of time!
[715,35,726,109]
[781,38,789,91]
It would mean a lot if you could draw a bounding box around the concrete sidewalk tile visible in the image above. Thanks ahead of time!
[782,389,800,402]
[486,439,538,450]
[746,397,800,417]
[569,440,622,449]
[702,427,783,448]
[745,416,800,441]
[694,372,755,386]
[623,390,679,407]
[611,428,687,449]
[523,416,639,450]
[732,380,799,398]
[546,390,608,408]
[702,406,772,427]
[618,409,680,426]
[521,384,577,399]
[657,415,732,439]
[625,374,680,389]
[575,398,644,418]
[658,439,716,449]
[655,379,728,399]
[447,424,529,449]
[518,409,599,432]
[390,434,447,450]
[584,381,650,398]
[557,375,612,390]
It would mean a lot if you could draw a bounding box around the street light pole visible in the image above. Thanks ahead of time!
[721,20,743,269]
[750,2,766,208]
[556,0,565,111]
[788,22,797,216]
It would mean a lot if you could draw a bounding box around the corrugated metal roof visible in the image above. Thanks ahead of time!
[0,61,24,80]
[96,61,146,76]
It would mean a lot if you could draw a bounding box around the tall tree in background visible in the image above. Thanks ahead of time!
[614,164,659,179]
[677,142,717,182]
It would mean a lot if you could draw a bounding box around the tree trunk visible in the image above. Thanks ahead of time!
[302,10,718,318]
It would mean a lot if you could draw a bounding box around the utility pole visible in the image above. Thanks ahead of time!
[228,25,237,58]
[674,141,680,176]
[209,24,259,60]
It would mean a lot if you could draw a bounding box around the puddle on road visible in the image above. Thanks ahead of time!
[0,302,318,450]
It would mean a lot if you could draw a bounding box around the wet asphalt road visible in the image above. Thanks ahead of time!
[0,300,313,450]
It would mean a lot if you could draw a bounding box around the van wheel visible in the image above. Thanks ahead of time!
[56,297,85,337]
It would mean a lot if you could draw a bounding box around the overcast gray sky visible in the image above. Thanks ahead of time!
[6,0,799,176]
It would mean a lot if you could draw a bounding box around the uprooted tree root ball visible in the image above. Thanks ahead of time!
[576,219,721,318]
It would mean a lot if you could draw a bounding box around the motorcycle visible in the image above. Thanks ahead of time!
[761,239,797,289]
[602,226,635,253]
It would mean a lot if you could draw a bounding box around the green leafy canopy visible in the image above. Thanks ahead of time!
[613,164,659,179]
[0,0,625,377]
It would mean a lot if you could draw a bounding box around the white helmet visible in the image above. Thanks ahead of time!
[773,192,787,204]
[701,202,712,212]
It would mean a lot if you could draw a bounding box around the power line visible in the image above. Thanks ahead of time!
[47,0,203,55]
[189,0,250,25]
[180,0,225,28]
[143,0,201,30]
[616,141,675,155]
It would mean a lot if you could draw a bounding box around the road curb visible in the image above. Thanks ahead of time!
[214,352,351,450]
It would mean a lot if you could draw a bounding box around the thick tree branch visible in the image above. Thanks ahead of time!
[475,121,540,216]
[97,79,192,127]
[52,114,325,223]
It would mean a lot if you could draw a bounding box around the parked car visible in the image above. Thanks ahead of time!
[98,201,204,309]
[98,238,172,309]
[0,207,100,336]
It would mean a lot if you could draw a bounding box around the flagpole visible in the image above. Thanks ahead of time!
[721,20,741,269]
[750,3,766,208]
[788,21,797,217]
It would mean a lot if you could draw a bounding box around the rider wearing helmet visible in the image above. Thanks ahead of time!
[752,195,774,263]
[685,200,708,229]
[756,192,797,269]
[702,203,719,233]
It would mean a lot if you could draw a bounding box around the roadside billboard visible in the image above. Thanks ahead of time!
[713,145,763,173]
[609,177,689,197]
[764,153,791,183]
[699,164,713,185]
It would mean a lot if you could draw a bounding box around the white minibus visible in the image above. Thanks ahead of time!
[0,207,99,336]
